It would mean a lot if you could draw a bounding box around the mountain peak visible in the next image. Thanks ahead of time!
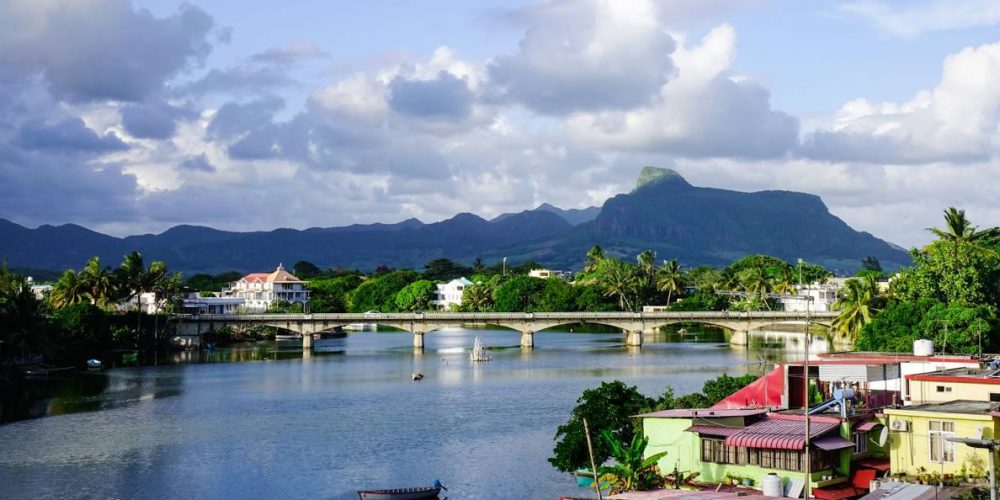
[634,166,690,192]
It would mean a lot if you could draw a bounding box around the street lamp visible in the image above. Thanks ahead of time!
[797,258,804,288]
[946,437,997,500]
[502,257,507,277]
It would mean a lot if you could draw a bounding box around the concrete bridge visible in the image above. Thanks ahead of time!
[172,310,837,349]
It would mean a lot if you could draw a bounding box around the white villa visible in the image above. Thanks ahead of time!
[779,283,840,312]
[223,264,310,312]
[528,268,568,280]
[432,277,473,310]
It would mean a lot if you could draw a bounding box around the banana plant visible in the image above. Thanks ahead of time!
[597,429,669,494]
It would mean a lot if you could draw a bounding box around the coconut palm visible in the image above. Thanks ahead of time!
[81,257,115,307]
[0,279,50,360]
[597,429,669,494]
[597,259,639,311]
[831,276,880,341]
[584,245,605,273]
[738,264,772,308]
[460,283,493,312]
[49,269,91,309]
[656,259,684,305]
[771,266,798,296]
[927,207,982,244]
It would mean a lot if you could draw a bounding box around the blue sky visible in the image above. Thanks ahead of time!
[4,0,1000,248]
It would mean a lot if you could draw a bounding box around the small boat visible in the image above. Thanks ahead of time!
[86,359,103,369]
[411,372,424,381]
[470,336,491,362]
[357,481,445,500]
[274,334,299,341]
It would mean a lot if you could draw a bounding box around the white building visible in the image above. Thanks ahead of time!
[182,295,245,315]
[432,277,473,310]
[26,277,52,300]
[779,283,839,312]
[223,264,310,312]
[528,268,568,280]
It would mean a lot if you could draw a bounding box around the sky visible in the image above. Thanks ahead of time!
[3,0,1000,249]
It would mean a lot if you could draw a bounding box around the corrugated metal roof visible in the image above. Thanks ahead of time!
[856,421,882,432]
[813,435,855,451]
[724,415,840,450]
[684,424,744,437]
[636,408,769,418]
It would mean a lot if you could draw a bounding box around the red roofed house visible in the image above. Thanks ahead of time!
[223,264,310,312]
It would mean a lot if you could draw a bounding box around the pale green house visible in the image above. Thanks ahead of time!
[640,408,888,493]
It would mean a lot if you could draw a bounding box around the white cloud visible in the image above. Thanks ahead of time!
[802,41,1000,164]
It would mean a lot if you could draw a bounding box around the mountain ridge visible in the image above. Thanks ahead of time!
[0,168,912,274]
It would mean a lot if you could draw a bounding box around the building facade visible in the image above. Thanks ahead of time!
[431,277,472,310]
[883,401,999,478]
[223,264,310,312]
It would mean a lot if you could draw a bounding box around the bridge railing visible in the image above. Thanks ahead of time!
[177,310,837,322]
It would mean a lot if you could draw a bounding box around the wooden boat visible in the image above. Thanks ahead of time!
[356,486,441,500]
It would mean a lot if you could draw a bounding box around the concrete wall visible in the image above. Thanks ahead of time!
[909,380,1000,404]
[884,409,997,477]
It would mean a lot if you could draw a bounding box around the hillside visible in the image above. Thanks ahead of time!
[0,167,910,274]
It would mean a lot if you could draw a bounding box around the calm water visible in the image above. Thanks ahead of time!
[0,327,829,499]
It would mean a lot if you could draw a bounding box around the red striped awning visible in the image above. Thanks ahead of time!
[725,415,841,450]
[684,425,744,437]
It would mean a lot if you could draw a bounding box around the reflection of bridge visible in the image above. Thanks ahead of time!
[173,311,836,349]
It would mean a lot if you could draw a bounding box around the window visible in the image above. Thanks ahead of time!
[936,386,952,393]
[929,421,956,463]
[990,393,1000,403]
[854,431,868,455]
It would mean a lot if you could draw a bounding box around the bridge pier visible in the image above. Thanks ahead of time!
[413,332,425,349]
[302,332,313,350]
[520,331,534,348]
[729,329,748,346]
[624,330,642,347]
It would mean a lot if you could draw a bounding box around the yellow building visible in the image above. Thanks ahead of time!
[908,368,1000,404]
[883,401,999,478]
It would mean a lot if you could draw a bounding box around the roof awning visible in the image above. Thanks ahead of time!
[724,415,841,450]
[855,421,882,432]
[684,425,744,437]
[812,435,856,451]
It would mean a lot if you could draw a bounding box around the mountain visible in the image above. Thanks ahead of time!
[0,167,910,275]
[492,203,599,226]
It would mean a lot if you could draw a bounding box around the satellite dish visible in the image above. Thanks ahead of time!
[875,426,889,447]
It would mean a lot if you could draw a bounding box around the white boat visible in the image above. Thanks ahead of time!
[470,337,491,362]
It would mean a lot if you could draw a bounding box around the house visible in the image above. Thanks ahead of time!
[222,264,310,312]
[883,400,999,478]
[181,293,245,315]
[527,268,567,280]
[431,277,473,310]
[26,277,52,300]
[906,367,1000,405]
[780,283,839,312]
[640,407,887,494]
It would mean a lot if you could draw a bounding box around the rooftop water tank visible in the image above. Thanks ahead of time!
[914,339,935,357]
[762,473,783,497]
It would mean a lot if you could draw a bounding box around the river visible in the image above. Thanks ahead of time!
[0,326,830,499]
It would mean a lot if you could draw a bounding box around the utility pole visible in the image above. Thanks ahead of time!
[804,294,812,499]
[502,257,507,278]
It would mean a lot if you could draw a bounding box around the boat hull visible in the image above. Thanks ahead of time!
[357,487,440,500]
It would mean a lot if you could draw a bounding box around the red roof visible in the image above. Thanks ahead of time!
[855,421,881,432]
[711,365,784,410]
[907,373,1000,385]
[243,273,269,283]
[724,414,841,450]
[637,408,769,418]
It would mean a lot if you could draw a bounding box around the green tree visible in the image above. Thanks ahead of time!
[0,275,51,361]
[685,265,722,291]
[574,284,618,312]
[49,269,91,309]
[536,278,577,312]
[493,276,546,312]
[394,280,437,311]
[597,430,668,494]
[348,270,419,312]
[701,373,759,405]
[460,283,494,312]
[549,381,655,473]
[596,259,640,311]
[293,261,323,279]
[861,256,883,273]
[422,258,472,282]
[832,276,881,341]
[668,288,728,311]
[81,257,116,308]
[308,275,362,313]
[584,245,605,273]
[656,259,684,305]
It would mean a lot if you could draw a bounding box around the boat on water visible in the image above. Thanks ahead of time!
[357,481,445,500]
[274,334,299,341]
[470,336,491,362]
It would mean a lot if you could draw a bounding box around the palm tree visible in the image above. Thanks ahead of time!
[832,276,880,341]
[656,259,684,305]
[81,256,115,307]
[461,283,493,312]
[584,245,605,273]
[49,269,91,309]
[926,207,982,244]
[597,259,639,311]
[597,429,669,494]
[738,264,772,309]
[771,266,798,296]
